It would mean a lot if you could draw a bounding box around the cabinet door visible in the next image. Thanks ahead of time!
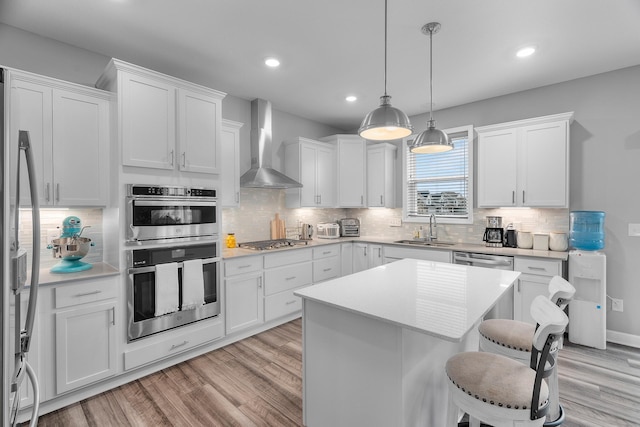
[121,71,175,169]
[177,88,221,174]
[368,244,384,268]
[52,89,109,206]
[225,273,264,335]
[55,301,117,394]
[519,121,568,207]
[367,147,385,207]
[315,145,335,207]
[353,243,369,273]
[341,243,354,276]
[337,139,366,207]
[513,275,550,324]
[300,144,318,206]
[10,78,53,206]
[220,120,243,207]
[477,128,518,207]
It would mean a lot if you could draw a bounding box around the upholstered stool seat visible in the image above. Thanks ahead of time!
[445,296,569,427]
[447,352,549,412]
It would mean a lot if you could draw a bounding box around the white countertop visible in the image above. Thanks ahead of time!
[35,262,120,286]
[295,258,521,342]
[223,235,569,261]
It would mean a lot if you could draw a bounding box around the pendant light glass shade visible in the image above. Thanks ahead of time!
[409,22,452,154]
[358,0,412,141]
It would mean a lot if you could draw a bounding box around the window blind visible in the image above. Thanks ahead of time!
[406,129,471,220]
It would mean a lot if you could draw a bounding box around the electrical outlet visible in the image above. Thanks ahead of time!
[611,298,624,312]
[389,218,402,227]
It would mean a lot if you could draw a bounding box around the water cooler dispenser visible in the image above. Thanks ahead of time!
[567,211,607,349]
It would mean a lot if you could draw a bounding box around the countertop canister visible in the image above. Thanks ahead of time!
[549,232,568,251]
[517,231,533,249]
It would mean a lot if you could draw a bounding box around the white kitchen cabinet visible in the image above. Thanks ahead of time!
[367,143,396,208]
[220,119,243,207]
[353,243,383,272]
[9,70,111,206]
[320,134,366,207]
[477,112,573,208]
[97,58,225,173]
[313,245,341,283]
[224,256,264,335]
[284,137,336,208]
[383,245,452,264]
[264,249,312,322]
[341,242,354,276]
[52,277,118,395]
[513,257,564,324]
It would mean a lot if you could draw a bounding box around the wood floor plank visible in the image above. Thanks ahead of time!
[80,389,132,426]
[238,396,301,427]
[112,379,173,427]
[182,383,258,427]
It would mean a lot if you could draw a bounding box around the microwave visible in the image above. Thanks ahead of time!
[316,223,340,239]
[126,184,218,244]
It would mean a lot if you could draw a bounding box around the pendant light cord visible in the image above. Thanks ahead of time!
[429,26,433,122]
[383,0,388,97]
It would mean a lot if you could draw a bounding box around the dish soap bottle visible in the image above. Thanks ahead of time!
[226,233,237,248]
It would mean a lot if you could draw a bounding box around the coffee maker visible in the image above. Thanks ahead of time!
[483,216,504,247]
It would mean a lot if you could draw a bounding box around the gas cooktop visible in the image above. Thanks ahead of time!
[238,239,309,250]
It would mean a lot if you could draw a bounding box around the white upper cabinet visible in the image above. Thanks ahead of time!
[8,69,111,206]
[476,112,573,208]
[320,134,366,208]
[220,119,244,207]
[97,58,225,174]
[367,143,397,208]
[284,137,336,208]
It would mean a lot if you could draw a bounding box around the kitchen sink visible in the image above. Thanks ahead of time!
[393,239,456,247]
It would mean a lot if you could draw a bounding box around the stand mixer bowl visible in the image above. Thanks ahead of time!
[50,237,92,261]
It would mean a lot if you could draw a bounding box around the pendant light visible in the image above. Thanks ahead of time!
[408,22,453,154]
[358,0,412,141]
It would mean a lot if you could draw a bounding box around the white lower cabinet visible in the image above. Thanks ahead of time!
[224,256,264,335]
[353,243,384,272]
[52,277,118,395]
[383,246,452,264]
[264,249,313,322]
[514,257,564,324]
[313,245,341,283]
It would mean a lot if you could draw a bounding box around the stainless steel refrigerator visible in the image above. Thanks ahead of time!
[2,75,42,426]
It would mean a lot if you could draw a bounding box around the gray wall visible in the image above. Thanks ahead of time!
[408,66,640,341]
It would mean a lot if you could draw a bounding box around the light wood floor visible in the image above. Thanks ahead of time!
[28,319,640,426]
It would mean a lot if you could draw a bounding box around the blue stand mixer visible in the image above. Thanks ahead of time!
[48,216,94,273]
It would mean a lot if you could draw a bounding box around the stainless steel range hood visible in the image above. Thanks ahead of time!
[239,99,302,189]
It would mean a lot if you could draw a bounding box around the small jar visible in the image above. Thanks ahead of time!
[549,232,568,251]
[225,233,237,248]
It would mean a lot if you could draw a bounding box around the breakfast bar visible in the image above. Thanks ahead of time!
[295,258,521,427]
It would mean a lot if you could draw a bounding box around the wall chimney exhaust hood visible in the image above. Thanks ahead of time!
[239,99,303,189]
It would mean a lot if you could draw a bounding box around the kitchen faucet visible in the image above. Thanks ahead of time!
[428,214,437,241]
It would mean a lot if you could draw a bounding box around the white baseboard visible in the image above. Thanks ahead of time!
[607,329,640,349]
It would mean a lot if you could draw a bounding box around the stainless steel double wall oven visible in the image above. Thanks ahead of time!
[126,184,221,341]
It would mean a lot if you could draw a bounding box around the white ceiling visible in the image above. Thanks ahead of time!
[2,0,640,131]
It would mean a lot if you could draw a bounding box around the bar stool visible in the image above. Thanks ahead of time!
[477,276,575,425]
[445,296,569,427]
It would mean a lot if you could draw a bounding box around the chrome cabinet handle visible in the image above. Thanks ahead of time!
[323,251,331,255]
[527,266,546,271]
[258,277,263,288]
[285,276,296,281]
[364,247,367,256]
[111,307,116,325]
[45,183,50,202]
[361,195,363,205]
[170,150,174,166]
[380,195,383,205]
[56,183,60,202]
[285,300,297,306]
[523,190,525,204]
[75,290,102,297]
[182,152,186,167]
[323,268,331,272]
[238,264,252,269]
[169,340,189,351]
[512,191,515,204]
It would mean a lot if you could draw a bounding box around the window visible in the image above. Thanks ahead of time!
[403,125,474,224]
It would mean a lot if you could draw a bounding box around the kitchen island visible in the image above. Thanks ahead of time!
[295,258,521,427]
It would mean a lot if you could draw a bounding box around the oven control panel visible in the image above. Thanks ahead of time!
[128,184,216,198]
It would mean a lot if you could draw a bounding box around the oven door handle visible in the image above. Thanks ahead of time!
[128,257,221,274]
[132,199,216,207]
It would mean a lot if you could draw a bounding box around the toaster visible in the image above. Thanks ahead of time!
[316,223,340,239]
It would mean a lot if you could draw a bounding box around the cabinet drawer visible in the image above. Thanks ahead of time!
[313,256,341,283]
[514,257,562,277]
[313,245,340,259]
[124,319,224,371]
[264,287,304,322]
[264,248,312,268]
[264,262,312,295]
[55,276,117,309]
[224,256,262,277]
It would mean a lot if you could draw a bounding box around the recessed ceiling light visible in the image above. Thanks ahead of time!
[265,57,280,68]
[346,95,357,102]
[516,46,536,58]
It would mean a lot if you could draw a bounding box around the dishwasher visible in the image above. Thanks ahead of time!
[453,251,515,320]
